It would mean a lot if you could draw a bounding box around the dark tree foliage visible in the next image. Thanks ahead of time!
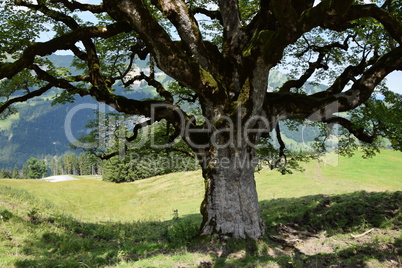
[25,157,47,179]
[12,166,20,179]
[0,168,12,179]
[1,0,401,239]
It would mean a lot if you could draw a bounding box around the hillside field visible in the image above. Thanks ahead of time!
[0,150,401,267]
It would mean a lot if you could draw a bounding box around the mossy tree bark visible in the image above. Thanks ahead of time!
[200,146,265,239]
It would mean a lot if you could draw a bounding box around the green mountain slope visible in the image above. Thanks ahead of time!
[0,55,170,169]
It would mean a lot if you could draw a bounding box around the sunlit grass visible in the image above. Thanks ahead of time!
[256,150,402,201]
[0,150,401,267]
[0,150,401,223]
[0,171,204,222]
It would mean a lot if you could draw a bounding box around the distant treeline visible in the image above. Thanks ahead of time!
[0,153,103,179]
[0,150,197,182]
[46,153,103,177]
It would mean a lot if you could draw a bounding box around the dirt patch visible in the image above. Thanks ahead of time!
[270,224,402,267]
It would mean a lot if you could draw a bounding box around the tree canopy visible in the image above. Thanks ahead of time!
[1,0,401,239]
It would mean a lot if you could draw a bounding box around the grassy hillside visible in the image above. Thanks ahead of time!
[0,150,401,267]
[1,150,400,222]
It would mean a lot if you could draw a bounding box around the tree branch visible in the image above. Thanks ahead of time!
[114,41,148,83]
[71,45,88,62]
[324,117,375,144]
[130,40,149,61]
[178,93,198,104]
[98,151,120,160]
[97,119,153,160]
[279,53,327,93]
[0,84,53,114]
[16,0,110,93]
[98,118,196,160]
[192,7,222,25]
[324,56,376,95]
[104,0,207,93]
[15,0,80,29]
[33,65,192,148]
[270,0,299,32]
[274,123,287,168]
[218,0,247,71]
[333,46,402,112]
[346,4,402,45]
[218,0,242,41]
[279,36,355,93]
[0,22,131,80]
[266,45,402,124]
[152,0,210,71]
[123,71,173,103]
[54,0,105,13]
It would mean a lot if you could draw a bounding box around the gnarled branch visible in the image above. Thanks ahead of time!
[104,0,207,93]
[15,0,80,29]
[324,116,375,144]
[152,0,210,71]
[274,123,287,169]
[279,54,328,93]
[266,46,402,124]
[346,4,402,45]
[123,71,173,103]
[0,22,131,80]
[0,84,53,114]
[192,7,222,24]
[55,0,105,13]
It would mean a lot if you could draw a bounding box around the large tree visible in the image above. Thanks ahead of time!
[1,0,401,239]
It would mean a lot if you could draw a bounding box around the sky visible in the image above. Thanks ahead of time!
[383,71,402,94]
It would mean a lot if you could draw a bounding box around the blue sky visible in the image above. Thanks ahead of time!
[384,71,402,94]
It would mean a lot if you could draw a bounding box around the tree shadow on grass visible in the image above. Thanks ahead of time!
[261,191,402,235]
[12,214,203,268]
[213,239,402,268]
[212,191,402,267]
[8,191,402,267]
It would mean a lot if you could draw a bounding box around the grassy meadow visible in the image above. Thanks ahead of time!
[0,150,401,267]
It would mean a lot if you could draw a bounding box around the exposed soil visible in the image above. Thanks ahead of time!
[269,224,402,267]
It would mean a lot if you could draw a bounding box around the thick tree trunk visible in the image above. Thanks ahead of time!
[199,147,265,240]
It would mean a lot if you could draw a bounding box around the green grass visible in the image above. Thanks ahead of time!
[0,150,401,267]
[0,171,205,222]
[256,150,402,201]
[1,150,401,223]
